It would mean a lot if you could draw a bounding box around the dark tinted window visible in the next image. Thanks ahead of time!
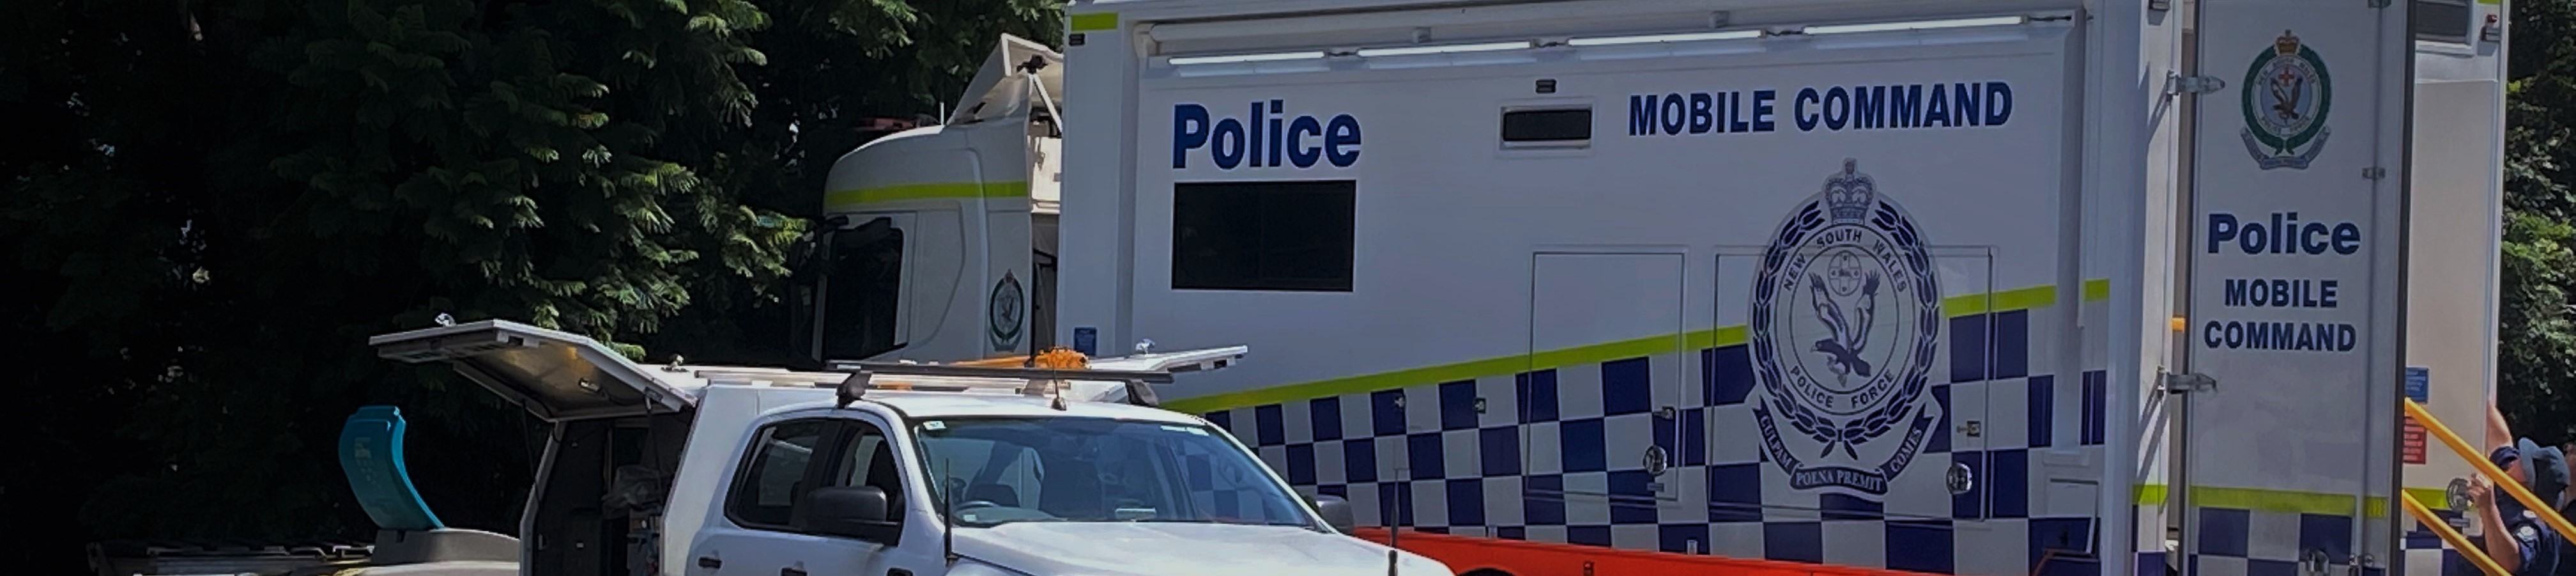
[824,218,905,359]
[1501,108,1592,143]
[1170,180,1356,292]
[2411,0,2471,42]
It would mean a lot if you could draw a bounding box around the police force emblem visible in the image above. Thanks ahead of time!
[2241,29,2333,170]
[1751,159,1945,496]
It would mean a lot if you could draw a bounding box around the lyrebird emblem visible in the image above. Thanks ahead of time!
[1807,261,1880,382]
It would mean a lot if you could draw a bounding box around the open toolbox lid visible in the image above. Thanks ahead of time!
[370,320,695,423]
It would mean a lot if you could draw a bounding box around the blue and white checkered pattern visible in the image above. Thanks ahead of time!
[2182,508,2381,576]
[2396,506,2488,576]
[1197,302,2124,575]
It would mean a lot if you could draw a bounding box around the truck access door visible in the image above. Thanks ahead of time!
[2175,2,2409,575]
[1524,253,1690,520]
[372,320,702,576]
[371,319,696,422]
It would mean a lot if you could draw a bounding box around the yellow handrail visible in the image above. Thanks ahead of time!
[2407,399,2576,543]
[2400,490,2510,576]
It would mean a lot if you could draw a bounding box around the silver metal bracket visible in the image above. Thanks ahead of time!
[2166,73,2227,96]
[2163,371,2218,394]
[2301,549,2331,576]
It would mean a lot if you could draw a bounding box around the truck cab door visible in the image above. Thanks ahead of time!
[806,214,918,365]
[691,410,940,576]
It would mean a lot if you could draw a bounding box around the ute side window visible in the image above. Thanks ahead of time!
[726,420,836,530]
[823,217,907,359]
[1170,180,1357,292]
[829,422,908,522]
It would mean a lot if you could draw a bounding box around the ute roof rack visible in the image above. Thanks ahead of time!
[821,345,1246,410]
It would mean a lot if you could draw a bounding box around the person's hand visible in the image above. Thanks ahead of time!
[2469,474,2495,508]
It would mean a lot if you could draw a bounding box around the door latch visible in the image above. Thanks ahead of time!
[2299,549,2331,576]
[2163,371,2218,394]
[2166,73,2227,96]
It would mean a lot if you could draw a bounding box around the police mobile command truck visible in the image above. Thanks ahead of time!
[799,0,2522,575]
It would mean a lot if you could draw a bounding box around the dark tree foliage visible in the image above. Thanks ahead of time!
[2501,0,2576,448]
[0,0,1058,570]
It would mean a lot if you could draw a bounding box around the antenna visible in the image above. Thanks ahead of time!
[940,457,958,563]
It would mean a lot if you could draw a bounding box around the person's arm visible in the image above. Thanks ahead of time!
[2490,403,2515,456]
[2473,475,2527,573]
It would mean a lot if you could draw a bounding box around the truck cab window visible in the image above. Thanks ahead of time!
[822,217,906,359]
[726,420,832,529]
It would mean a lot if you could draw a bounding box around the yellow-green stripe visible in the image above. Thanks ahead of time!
[2131,484,2453,518]
[1165,278,2114,414]
[1070,12,1118,32]
[824,181,1029,206]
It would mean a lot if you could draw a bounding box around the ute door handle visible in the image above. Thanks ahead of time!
[782,568,808,576]
[698,557,723,569]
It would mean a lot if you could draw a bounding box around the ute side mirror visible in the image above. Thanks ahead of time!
[801,486,903,545]
[1312,494,1355,534]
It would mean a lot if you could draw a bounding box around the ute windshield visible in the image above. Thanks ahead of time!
[911,416,1317,531]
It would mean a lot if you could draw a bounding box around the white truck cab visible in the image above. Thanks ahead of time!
[367,320,1453,576]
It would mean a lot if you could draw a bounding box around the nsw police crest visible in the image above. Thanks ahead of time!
[1751,159,1943,496]
[2239,29,2332,170]
[988,272,1025,350]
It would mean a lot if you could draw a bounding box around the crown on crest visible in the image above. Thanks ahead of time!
[1823,158,1876,221]
[2274,30,2301,56]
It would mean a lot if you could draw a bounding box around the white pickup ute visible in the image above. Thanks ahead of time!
[364,320,1453,576]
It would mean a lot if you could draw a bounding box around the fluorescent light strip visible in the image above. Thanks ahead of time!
[1567,30,1761,46]
[1167,51,1328,65]
[1804,15,2025,35]
[1354,41,1531,57]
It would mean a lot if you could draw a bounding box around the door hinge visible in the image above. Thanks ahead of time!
[2366,0,2393,8]
[2162,371,2218,394]
[2166,73,2227,96]
[2363,167,2388,180]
